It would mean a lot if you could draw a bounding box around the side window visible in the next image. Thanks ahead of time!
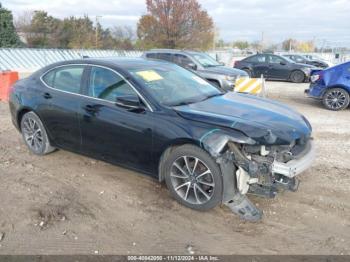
[158,53,173,62]
[146,53,158,59]
[295,56,304,63]
[174,54,193,67]
[245,55,266,63]
[42,66,85,94]
[88,66,137,102]
[269,55,285,64]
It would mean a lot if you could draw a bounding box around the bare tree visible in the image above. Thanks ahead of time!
[137,0,214,50]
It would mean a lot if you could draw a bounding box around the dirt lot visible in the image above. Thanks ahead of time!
[0,81,349,255]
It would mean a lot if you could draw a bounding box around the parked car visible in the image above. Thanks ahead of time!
[9,58,315,221]
[305,61,350,110]
[142,49,248,91]
[234,53,316,83]
[283,54,329,69]
[302,54,334,67]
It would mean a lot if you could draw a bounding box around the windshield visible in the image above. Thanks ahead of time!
[128,64,222,106]
[191,53,222,68]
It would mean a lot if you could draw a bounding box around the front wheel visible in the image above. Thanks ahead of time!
[163,145,223,211]
[322,88,350,111]
[20,111,56,155]
[290,70,305,83]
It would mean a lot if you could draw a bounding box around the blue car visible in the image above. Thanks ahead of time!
[305,61,350,110]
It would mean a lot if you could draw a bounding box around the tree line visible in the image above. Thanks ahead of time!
[0,0,333,52]
[0,0,215,50]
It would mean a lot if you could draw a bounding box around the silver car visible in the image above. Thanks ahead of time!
[142,49,248,91]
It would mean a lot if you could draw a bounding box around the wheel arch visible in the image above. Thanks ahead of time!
[289,69,306,80]
[242,67,252,77]
[321,85,350,98]
[157,138,201,182]
[17,107,34,132]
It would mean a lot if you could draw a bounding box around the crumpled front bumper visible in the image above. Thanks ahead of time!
[271,140,316,178]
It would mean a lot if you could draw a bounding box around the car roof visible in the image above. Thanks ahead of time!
[34,57,176,76]
[46,57,171,69]
[144,49,202,55]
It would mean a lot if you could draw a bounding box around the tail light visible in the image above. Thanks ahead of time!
[234,60,240,67]
[310,71,323,83]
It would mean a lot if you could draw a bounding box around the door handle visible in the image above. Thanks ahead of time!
[83,105,97,113]
[43,92,52,99]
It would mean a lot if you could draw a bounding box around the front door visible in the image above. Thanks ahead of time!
[266,55,290,79]
[79,66,154,173]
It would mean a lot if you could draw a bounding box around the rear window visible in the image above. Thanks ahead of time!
[42,66,85,94]
[244,55,266,63]
[158,53,173,62]
[146,52,173,62]
[146,53,158,59]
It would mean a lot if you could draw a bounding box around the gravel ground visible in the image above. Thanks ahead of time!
[0,81,349,255]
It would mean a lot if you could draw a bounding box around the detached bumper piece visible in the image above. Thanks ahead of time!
[272,140,315,178]
[225,194,262,222]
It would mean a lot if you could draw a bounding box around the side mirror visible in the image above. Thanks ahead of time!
[186,63,197,71]
[280,61,287,66]
[115,95,142,109]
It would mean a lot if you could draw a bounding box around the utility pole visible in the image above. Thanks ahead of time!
[95,15,102,49]
[260,31,264,52]
[289,40,292,52]
[213,26,219,51]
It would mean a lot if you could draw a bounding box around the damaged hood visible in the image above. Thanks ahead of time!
[174,92,312,145]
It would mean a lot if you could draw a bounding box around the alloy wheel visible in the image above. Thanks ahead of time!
[170,156,215,205]
[22,117,44,152]
[325,90,347,110]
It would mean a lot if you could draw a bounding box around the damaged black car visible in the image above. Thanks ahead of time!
[9,58,316,222]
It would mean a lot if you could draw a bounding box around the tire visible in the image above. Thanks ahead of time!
[322,88,350,111]
[163,144,223,211]
[290,70,305,83]
[20,111,56,155]
[243,68,252,77]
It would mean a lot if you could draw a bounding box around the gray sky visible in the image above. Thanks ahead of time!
[3,0,350,47]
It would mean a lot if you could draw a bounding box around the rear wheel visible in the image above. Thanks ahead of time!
[290,70,305,83]
[242,68,252,77]
[322,88,350,111]
[163,145,223,211]
[20,111,56,155]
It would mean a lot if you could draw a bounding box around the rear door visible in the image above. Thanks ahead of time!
[246,54,269,77]
[40,65,87,151]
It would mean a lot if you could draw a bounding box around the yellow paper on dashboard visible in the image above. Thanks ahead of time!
[136,70,163,82]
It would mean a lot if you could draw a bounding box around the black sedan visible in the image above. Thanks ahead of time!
[234,53,315,83]
[283,54,329,69]
[9,58,315,221]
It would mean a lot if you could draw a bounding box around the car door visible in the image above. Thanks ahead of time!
[266,55,290,79]
[40,65,87,151]
[248,54,269,78]
[79,65,154,173]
